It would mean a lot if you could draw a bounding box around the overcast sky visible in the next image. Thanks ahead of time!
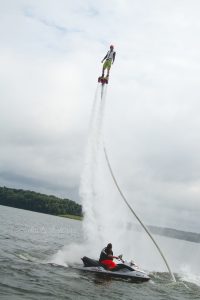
[1,0,200,231]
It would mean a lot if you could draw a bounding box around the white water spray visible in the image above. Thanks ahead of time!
[79,84,108,247]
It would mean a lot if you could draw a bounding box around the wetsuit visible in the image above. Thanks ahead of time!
[99,247,116,270]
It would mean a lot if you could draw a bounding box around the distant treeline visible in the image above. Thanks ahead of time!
[0,187,82,217]
[148,225,200,244]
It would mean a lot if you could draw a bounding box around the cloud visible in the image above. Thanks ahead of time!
[0,0,200,231]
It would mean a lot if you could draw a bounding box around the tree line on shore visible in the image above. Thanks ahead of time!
[0,186,82,217]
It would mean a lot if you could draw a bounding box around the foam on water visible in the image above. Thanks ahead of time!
[180,265,200,286]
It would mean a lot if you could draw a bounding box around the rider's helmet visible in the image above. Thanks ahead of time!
[110,45,114,49]
[107,243,112,249]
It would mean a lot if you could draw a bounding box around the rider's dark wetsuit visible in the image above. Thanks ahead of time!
[99,246,116,270]
[99,247,113,261]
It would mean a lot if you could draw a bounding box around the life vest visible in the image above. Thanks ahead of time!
[106,50,115,61]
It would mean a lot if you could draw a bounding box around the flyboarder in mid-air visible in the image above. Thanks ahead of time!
[98,45,116,84]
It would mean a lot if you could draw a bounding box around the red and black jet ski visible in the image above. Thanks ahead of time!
[80,256,150,282]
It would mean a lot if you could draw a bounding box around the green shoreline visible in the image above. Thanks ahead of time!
[58,214,83,221]
[0,186,82,218]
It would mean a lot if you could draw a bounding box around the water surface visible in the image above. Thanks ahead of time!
[0,205,200,300]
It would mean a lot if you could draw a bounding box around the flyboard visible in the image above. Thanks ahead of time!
[98,75,109,85]
[98,75,109,99]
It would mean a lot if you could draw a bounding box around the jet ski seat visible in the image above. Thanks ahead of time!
[82,256,101,267]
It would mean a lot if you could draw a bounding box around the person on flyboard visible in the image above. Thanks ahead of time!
[98,45,116,84]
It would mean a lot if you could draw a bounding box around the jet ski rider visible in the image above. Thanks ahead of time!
[101,45,116,78]
[99,243,119,270]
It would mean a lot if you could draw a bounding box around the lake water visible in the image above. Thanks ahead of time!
[0,205,200,300]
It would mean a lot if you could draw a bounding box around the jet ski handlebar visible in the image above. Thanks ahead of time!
[117,254,125,263]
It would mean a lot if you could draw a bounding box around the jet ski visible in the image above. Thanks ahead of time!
[80,256,150,282]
